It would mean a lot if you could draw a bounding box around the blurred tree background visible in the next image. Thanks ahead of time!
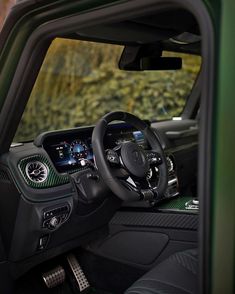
[1,1,201,142]
[0,0,15,30]
[14,38,201,142]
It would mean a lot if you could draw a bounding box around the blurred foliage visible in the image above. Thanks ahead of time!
[0,0,15,30]
[14,38,201,142]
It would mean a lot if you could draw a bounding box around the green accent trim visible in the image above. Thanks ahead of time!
[18,154,69,189]
[158,195,195,211]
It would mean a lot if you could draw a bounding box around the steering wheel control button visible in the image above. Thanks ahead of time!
[107,150,120,165]
[121,142,149,177]
[147,152,162,165]
[42,204,70,230]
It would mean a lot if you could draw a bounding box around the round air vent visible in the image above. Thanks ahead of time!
[166,156,174,172]
[25,161,48,183]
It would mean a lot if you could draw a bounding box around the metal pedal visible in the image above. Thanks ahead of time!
[42,265,66,288]
[67,253,90,292]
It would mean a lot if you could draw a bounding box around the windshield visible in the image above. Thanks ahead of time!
[14,38,201,142]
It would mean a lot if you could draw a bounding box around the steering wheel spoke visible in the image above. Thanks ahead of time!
[106,148,130,178]
[146,150,163,166]
[121,177,139,192]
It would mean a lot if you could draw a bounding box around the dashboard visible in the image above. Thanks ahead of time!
[0,119,197,271]
[42,123,148,174]
[40,123,179,204]
[0,115,199,287]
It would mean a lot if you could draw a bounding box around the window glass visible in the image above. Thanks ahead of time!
[14,38,201,142]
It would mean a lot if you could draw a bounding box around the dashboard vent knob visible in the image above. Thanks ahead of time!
[25,161,48,183]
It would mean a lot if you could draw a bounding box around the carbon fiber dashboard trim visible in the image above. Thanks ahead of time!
[110,211,198,230]
[18,154,70,189]
[0,169,10,182]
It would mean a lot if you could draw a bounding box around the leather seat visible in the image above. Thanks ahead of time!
[125,249,198,294]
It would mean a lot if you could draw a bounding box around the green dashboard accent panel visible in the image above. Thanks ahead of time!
[18,154,70,189]
[158,195,195,211]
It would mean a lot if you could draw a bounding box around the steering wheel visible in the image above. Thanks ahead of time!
[92,112,168,202]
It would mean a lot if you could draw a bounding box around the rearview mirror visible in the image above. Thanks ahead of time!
[119,45,182,71]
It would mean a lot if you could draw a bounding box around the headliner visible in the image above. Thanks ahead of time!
[70,8,201,55]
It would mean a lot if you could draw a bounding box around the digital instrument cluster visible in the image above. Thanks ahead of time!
[46,138,93,172]
[43,124,147,173]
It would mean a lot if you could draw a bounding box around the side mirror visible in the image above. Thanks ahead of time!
[119,45,182,71]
